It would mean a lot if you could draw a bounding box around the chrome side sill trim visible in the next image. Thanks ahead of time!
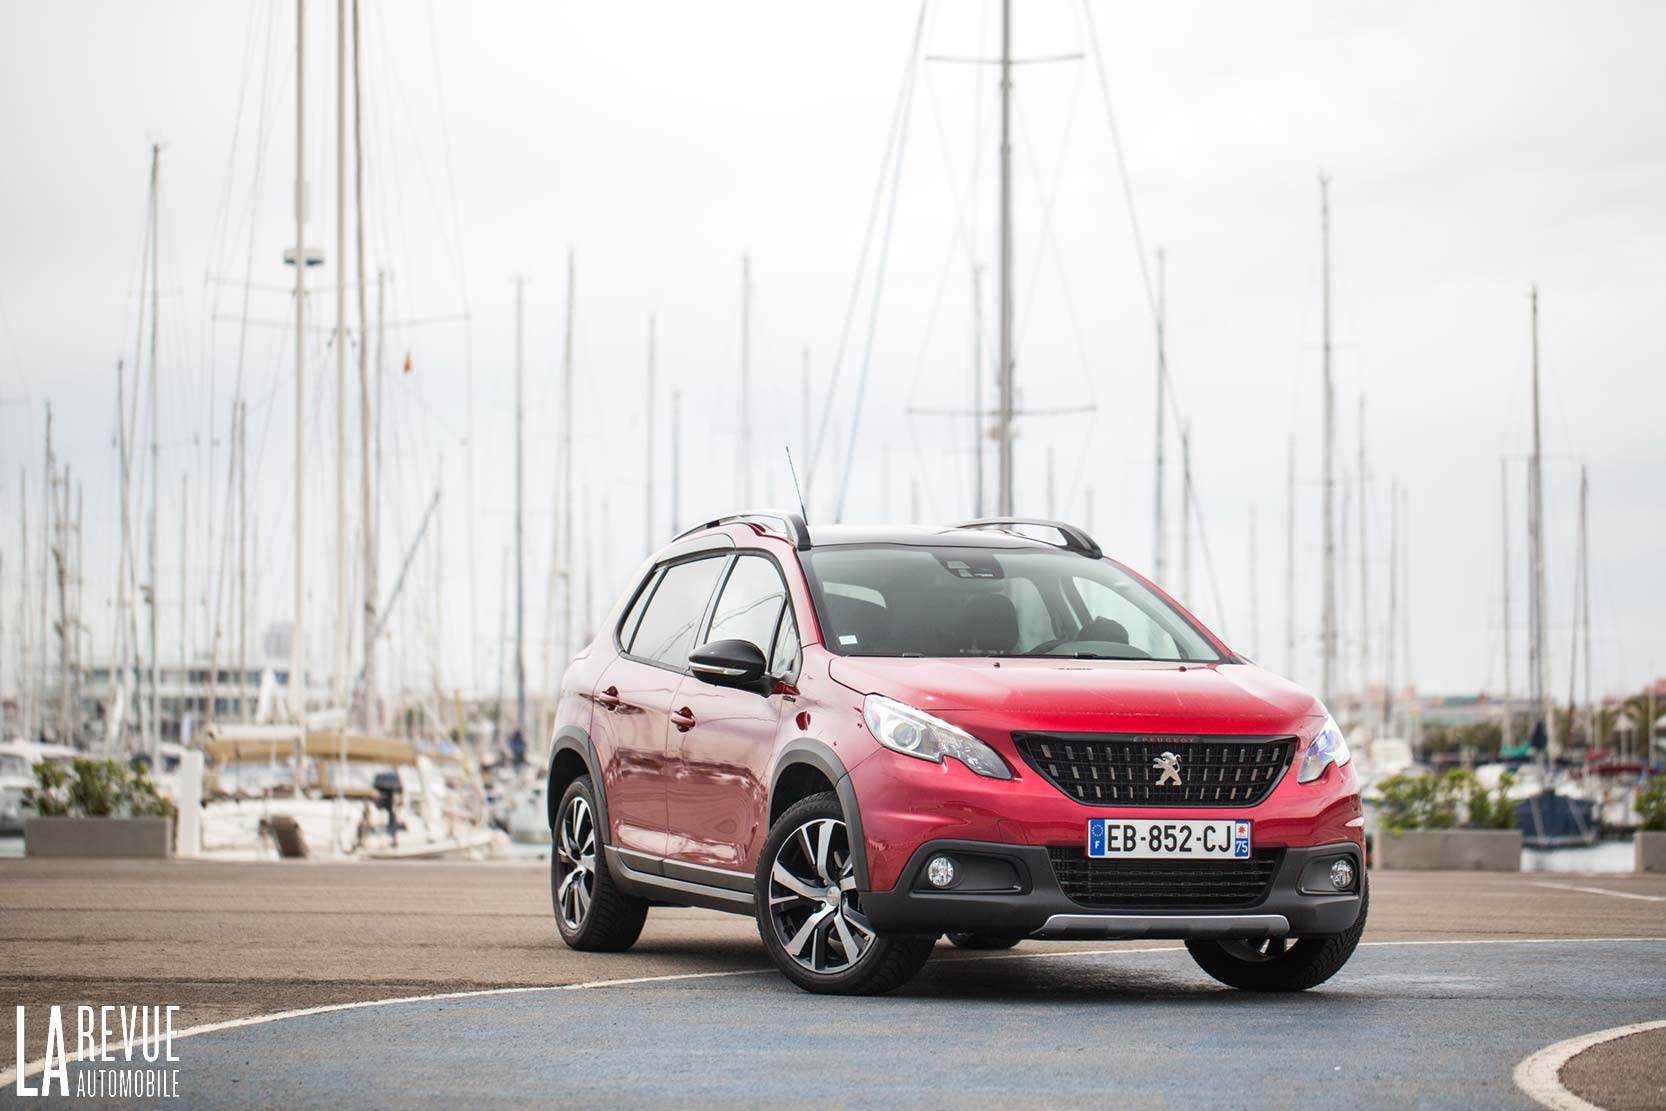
[1031,914,1291,940]
[606,847,754,906]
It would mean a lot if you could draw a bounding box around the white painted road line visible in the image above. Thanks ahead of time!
[1,968,777,1089]
[1513,1018,1666,1111]
[1531,881,1666,903]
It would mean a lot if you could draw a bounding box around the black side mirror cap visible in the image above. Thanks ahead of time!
[687,639,769,691]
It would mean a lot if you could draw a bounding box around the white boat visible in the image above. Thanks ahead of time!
[198,725,506,860]
[502,780,553,845]
[0,740,80,834]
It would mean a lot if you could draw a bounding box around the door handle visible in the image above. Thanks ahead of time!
[670,707,697,732]
[596,686,621,710]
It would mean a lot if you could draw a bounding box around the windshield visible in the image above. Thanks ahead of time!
[803,544,1224,662]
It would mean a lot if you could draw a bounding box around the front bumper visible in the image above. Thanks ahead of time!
[861,839,1364,940]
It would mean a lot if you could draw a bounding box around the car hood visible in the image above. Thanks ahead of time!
[826,656,1325,736]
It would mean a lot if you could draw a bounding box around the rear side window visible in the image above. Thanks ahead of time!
[707,555,788,654]
[616,569,660,652]
[629,556,727,669]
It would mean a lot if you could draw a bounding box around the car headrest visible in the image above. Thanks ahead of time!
[1081,616,1130,644]
[962,593,1020,653]
[826,594,891,652]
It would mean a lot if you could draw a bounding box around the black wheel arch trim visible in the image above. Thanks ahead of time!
[769,738,869,892]
[546,726,609,844]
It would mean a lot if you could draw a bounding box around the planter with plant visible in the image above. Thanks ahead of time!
[1637,777,1666,873]
[1373,768,1523,870]
[23,759,177,858]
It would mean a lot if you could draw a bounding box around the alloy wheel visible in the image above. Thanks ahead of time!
[554,795,597,930]
[766,817,875,974]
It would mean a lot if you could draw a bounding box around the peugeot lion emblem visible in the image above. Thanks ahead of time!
[1153,751,1183,787]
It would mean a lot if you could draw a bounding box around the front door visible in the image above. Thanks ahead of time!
[592,554,728,859]
[667,554,796,873]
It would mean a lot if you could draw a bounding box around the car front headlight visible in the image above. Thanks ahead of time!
[1297,716,1352,783]
[862,694,1013,780]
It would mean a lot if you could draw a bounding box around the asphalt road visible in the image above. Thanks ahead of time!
[5,939,1665,1110]
[3,859,1663,1108]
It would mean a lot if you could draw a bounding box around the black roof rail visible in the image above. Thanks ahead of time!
[953,517,1103,560]
[672,511,812,551]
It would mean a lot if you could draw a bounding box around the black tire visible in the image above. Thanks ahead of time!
[754,792,935,995]
[946,933,1022,951]
[1185,872,1369,991]
[551,776,648,952]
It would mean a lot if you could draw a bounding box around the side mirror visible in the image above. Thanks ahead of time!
[687,639,769,691]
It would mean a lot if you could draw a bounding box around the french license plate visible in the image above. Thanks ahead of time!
[1087,818,1251,860]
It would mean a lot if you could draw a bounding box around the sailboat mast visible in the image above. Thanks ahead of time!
[1383,483,1398,731]
[1153,247,1166,584]
[55,463,71,740]
[1580,466,1591,737]
[19,469,30,741]
[1248,506,1259,659]
[995,0,1014,515]
[740,254,752,506]
[1528,287,1554,759]
[495,545,508,732]
[113,360,131,750]
[670,389,682,535]
[1401,485,1412,727]
[1566,466,1587,739]
[1318,173,1337,707]
[801,347,812,509]
[560,249,575,684]
[238,399,249,719]
[354,0,375,730]
[1284,437,1295,678]
[1180,423,1193,607]
[971,265,984,518]
[292,0,308,725]
[334,0,349,715]
[179,473,187,677]
[513,275,526,744]
[1358,399,1368,715]
[645,314,656,553]
[1500,458,1512,747]
[146,143,160,762]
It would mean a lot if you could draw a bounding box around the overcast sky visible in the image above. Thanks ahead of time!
[2,0,1663,708]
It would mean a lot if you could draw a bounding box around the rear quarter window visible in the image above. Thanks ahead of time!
[616,569,661,652]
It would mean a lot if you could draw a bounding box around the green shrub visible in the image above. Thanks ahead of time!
[25,761,72,816]
[1377,772,1458,834]
[1639,777,1666,833]
[24,759,177,820]
[1376,768,1517,833]
[1462,769,1518,830]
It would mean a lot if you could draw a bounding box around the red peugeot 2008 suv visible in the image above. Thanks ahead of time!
[546,514,1366,995]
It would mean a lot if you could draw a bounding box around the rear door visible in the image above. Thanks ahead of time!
[592,554,728,859]
[667,553,797,873]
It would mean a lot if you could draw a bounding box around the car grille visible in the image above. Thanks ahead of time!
[1047,847,1283,909]
[1012,733,1295,808]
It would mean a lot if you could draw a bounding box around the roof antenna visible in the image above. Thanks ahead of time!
[786,446,810,525]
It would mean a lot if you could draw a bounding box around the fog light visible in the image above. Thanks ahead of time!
[926,856,957,889]
[1330,858,1356,891]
